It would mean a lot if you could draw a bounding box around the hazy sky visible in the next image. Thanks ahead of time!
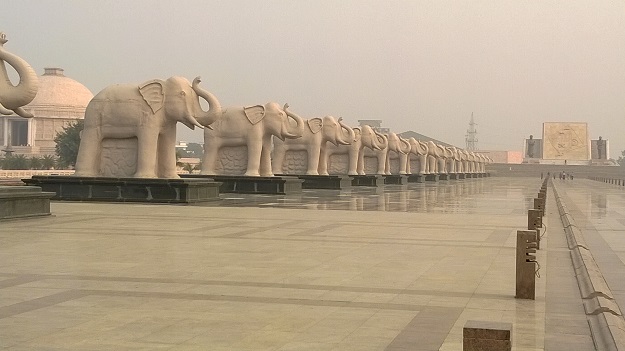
[4,0,625,156]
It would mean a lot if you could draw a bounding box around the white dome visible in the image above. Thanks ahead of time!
[25,68,93,119]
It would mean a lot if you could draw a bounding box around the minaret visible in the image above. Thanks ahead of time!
[465,113,478,150]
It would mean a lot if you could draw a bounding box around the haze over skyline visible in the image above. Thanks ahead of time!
[4,0,624,156]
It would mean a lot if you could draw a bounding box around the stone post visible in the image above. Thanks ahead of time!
[516,230,538,300]
[528,209,542,250]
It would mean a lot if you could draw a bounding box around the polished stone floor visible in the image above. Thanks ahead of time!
[0,177,616,350]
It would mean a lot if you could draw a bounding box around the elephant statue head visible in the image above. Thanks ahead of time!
[307,116,354,146]
[408,137,428,155]
[244,102,304,141]
[387,132,409,154]
[354,125,383,151]
[140,76,221,131]
[0,32,39,118]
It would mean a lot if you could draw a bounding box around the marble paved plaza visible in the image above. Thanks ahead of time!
[2,177,621,350]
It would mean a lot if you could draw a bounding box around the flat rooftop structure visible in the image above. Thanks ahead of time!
[2,178,623,350]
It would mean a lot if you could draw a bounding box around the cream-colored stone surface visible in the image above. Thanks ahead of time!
[542,122,589,160]
[0,179,594,350]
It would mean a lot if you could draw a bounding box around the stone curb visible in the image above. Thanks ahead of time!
[552,183,625,350]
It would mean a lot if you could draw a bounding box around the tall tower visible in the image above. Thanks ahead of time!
[465,112,478,150]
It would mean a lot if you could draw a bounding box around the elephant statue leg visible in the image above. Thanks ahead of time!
[399,154,408,175]
[134,129,160,178]
[74,127,102,176]
[200,139,219,175]
[157,123,179,178]
[245,139,263,177]
[271,144,287,175]
[347,149,358,175]
[318,146,330,176]
[406,156,412,174]
[357,150,365,175]
[306,146,321,175]
[259,136,273,177]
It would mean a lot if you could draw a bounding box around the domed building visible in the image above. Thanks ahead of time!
[0,67,93,156]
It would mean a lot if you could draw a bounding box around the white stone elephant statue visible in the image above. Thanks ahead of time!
[272,115,354,175]
[426,141,443,174]
[0,32,38,118]
[406,138,429,175]
[446,147,459,174]
[201,103,305,177]
[384,133,411,175]
[324,125,384,175]
[362,132,389,175]
[75,76,221,178]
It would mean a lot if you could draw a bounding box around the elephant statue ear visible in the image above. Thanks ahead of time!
[139,80,165,114]
[307,118,323,134]
[244,105,266,125]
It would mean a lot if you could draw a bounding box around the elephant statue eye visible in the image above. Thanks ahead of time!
[180,91,186,96]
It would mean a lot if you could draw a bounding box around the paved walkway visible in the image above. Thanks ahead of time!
[0,178,606,350]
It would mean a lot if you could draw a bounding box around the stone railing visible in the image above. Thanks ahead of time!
[0,170,75,179]
[589,176,625,187]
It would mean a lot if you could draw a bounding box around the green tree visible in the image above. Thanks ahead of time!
[29,156,42,170]
[41,155,57,170]
[2,154,29,170]
[185,143,204,157]
[181,163,198,174]
[617,149,625,166]
[54,120,83,169]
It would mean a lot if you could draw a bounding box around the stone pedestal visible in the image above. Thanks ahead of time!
[0,186,55,220]
[458,173,466,179]
[184,175,303,195]
[516,230,538,300]
[463,320,512,351]
[23,176,220,203]
[350,175,383,187]
[439,174,449,181]
[425,174,439,182]
[383,175,408,185]
[448,173,458,180]
[407,174,424,183]
[297,175,351,190]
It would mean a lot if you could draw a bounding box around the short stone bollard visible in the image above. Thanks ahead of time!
[527,209,542,250]
[534,197,544,217]
[463,320,512,351]
[516,230,538,300]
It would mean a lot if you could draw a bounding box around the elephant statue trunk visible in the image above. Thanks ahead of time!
[336,117,355,145]
[398,137,411,154]
[372,130,387,150]
[282,104,305,140]
[191,77,221,129]
[0,33,39,118]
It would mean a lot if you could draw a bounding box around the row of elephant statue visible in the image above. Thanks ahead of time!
[0,35,491,179]
[68,75,491,178]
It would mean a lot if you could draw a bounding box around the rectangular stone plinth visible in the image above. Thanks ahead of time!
[0,186,55,220]
[184,175,303,195]
[458,173,466,179]
[463,320,512,351]
[425,174,439,182]
[350,175,383,187]
[383,175,408,185]
[297,175,351,190]
[23,176,220,203]
[407,174,424,183]
[448,173,458,180]
[439,174,450,181]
